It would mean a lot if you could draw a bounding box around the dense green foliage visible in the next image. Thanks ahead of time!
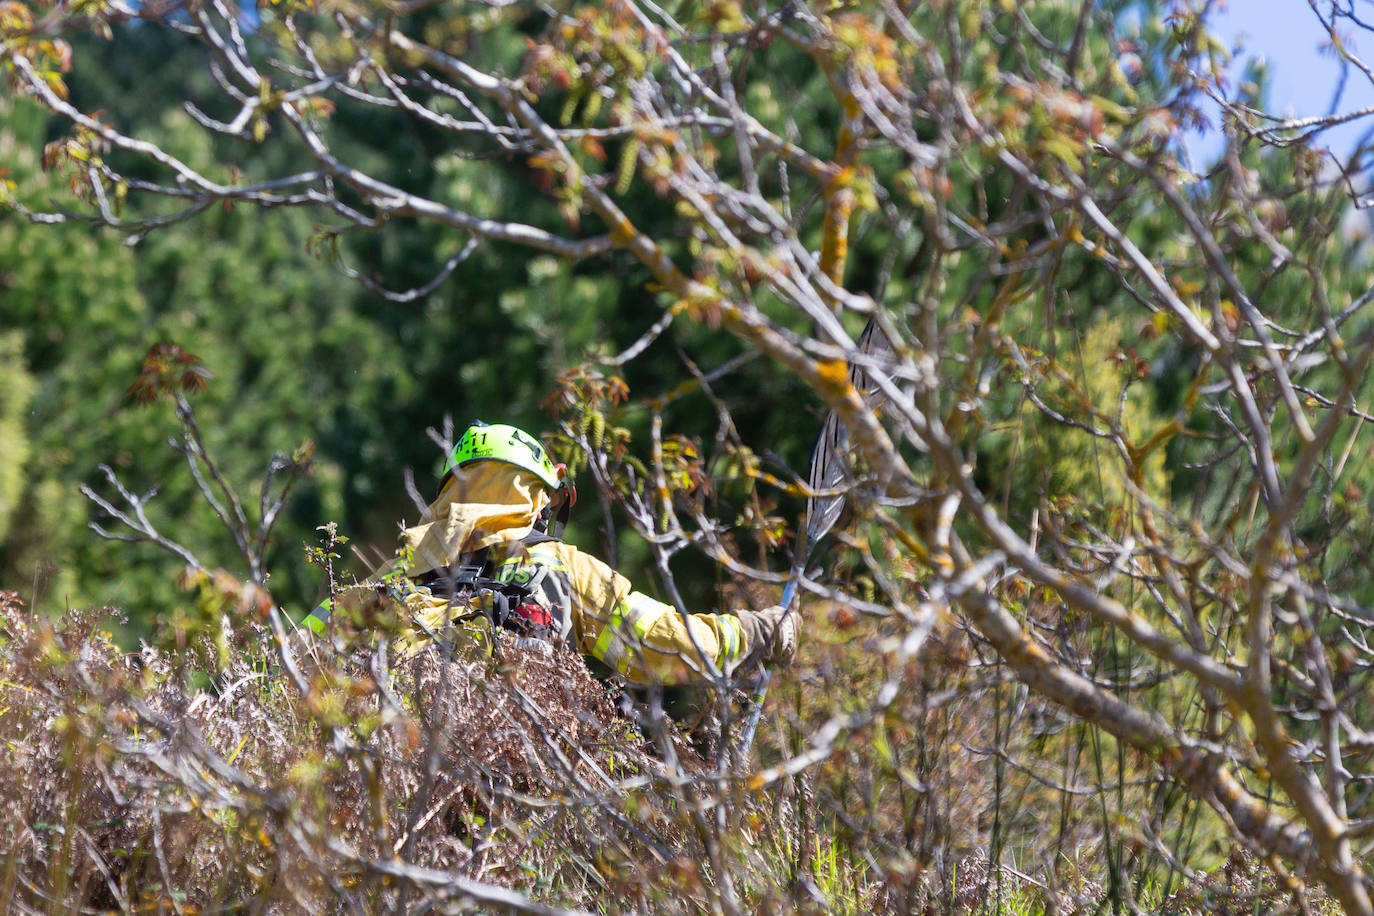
[0,330,35,544]
[0,64,620,626]
[3,90,351,625]
[0,12,853,630]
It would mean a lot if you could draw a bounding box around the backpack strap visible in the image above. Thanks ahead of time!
[416,533,570,641]
[492,531,574,641]
[509,531,563,603]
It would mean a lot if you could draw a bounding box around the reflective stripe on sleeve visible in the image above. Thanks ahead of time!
[591,591,663,675]
[719,614,744,666]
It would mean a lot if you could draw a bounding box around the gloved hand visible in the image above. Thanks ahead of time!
[736,604,798,668]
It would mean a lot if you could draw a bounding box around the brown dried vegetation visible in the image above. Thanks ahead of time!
[0,585,1337,915]
[0,588,711,913]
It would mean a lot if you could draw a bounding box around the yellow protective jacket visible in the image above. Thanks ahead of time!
[487,536,746,685]
[313,461,748,686]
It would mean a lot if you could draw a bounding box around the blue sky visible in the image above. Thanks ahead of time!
[1191,2,1374,164]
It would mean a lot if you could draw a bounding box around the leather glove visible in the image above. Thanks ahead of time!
[736,604,798,668]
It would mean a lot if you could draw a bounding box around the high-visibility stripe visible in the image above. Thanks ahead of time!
[592,592,661,674]
[503,543,568,569]
[593,602,636,672]
[303,600,331,635]
[497,556,562,574]
[494,545,568,586]
[719,615,744,664]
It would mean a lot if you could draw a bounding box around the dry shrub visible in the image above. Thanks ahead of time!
[0,590,726,914]
[761,602,1327,916]
[0,584,1316,916]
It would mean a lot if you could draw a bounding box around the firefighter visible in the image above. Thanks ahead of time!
[306,422,797,687]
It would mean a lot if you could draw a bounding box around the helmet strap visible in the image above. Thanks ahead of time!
[546,492,572,539]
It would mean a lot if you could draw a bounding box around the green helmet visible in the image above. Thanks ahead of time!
[444,422,562,490]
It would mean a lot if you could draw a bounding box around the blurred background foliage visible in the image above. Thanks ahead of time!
[0,9,823,634]
[3,0,1372,650]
